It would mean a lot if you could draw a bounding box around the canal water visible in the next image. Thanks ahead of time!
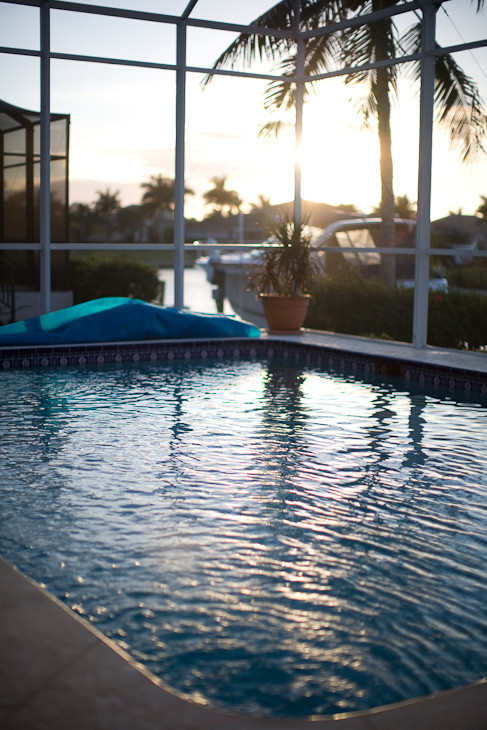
[158,267,236,316]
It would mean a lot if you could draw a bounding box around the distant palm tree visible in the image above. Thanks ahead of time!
[116,205,145,243]
[141,174,194,242]
[204,176,242,217]
[477,195,487,220]
[394,194,416,221]
[93,188,121,241]
[336,203,360,215]
[371,193,416,220]
[94,188,121,216]
[250,193,274,227]
[251,194,273,210]
[140,174,193,219]
[206,0,486,284]
[69,202,96,242]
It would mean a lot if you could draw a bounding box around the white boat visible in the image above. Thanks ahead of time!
[196,218,448,327]
[198,248,268,328]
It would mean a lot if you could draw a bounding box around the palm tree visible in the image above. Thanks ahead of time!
[93,188,121,241]
[141,174,194,242]
[141,174,193,219]
[477,195,487,220]
[250,193,274,227]
[204,176,242,217]
[394,194,416,221]
[206,0,486,284]
[251,194,273,210]
[371,193,416,220]
[69,202,96,242]
[94,188,121,217]
[337,203,360,215]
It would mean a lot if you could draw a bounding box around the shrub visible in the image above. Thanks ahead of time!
[428,290,487,349]
[306,271,414,342]
[446,267,487,290]
[306,271,487,349]
[70,254,162,305]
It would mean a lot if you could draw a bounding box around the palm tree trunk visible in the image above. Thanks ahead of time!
[376,65,396,286]
[375,58,396,286]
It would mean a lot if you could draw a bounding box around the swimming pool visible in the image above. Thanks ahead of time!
[1,357,487,717]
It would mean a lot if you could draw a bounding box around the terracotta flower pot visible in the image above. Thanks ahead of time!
[259,294,311,333]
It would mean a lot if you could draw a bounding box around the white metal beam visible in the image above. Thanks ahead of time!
[40,0,51,315]
[181,0,199,21]
[4,243,487,258]
[2,0,428,42]
[3,0,294,39]
[0,45,424,83]
[433,38,487,56]
[174,21,186,309]
[300,0,427,39]
[413,0,437,349]
[293,0,304,226]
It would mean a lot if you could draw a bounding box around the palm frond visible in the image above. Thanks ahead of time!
[262,56,297,111]
[434,53,487,161]
[260,27,344,116]
[304,25,344,75]
[401,22,487,162]
[203,0,352,87]
[338,7,399,128]
[353,93,378,127]
[342,10,398,95]
[202,1,296,86]
[257,119,293,140]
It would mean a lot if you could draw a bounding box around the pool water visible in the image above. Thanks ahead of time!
[1,359,487,717]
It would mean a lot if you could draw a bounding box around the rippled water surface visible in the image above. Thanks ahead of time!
[1,359,487,717]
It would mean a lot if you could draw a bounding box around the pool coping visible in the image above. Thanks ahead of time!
[2,329,487,728]
[1,328,487,393]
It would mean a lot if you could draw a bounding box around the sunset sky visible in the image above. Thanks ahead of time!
[1,0,486,222]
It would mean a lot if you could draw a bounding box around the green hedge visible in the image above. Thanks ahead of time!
[446,267,487,291]
[306,271,487,349]
[70,254,162,305]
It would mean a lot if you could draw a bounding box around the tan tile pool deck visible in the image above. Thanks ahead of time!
[2,331,487,729]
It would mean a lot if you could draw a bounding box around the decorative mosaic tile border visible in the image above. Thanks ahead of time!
[1,337,487,395]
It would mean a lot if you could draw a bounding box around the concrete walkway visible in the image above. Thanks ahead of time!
[266,329,487,376]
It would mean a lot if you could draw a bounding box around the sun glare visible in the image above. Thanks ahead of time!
[296,82,378,212]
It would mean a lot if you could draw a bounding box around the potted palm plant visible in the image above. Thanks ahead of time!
[251,215,319,333]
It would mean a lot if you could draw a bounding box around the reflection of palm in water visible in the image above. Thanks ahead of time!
[1,371,71,491]
[362,390,429,505]
[254,369,432,539]
[405,395,427,469]
[338,388,429,533]
[365,390,427,471]
[257,362,308,490]
[160,362,430,523]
